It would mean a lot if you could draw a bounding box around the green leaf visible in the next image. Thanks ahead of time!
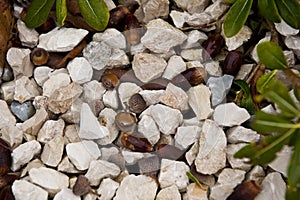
[24,0,55,28]
[224,0,237,4]
[256,70,277,94]
[223,0,253,37]
[257,41,288,69]
[275,0,300,29]
[288,130,300,187]
[186,172,206,190]
[258,0,281,23]
[78,0,110,31]
[234,80,256,114]
[56,0,67,26]
[286,186,300,200]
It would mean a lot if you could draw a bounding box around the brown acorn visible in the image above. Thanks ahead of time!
[123,13,141,45]
[227,180,260,200]
[30,48,49,66]
[108,6,131,31]
[171,67,207,90]
[128,93,147,114]
[202,34,224,61]
[115,112,137,132]
[101,73,120,90]
[222,50,243,76]
[121,133,153,152]
[0,174,19,190]
[0,139,11,176]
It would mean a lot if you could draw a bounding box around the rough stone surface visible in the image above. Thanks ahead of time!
[103,89,119,109]
[246,165,265,183]
[0,100,16,127]
[139,90,164,106]
[227,126,260,144]
[33,66,52,87]
[14,76,40,103]
[181,49,203,61]
[174,0,210,14]
[285,35,300,59]
[0,81,15,103]
[53,188,80,200]
[94,28,126,49]
[98,108,119,143]
[268,145,292,177]
[223,25,252,51]
[10,101,36,122]
[186,183,208,200]
[118,82,142,108]
[163,55,186,80]
[160,83,189,110]
[185,140,199,166]
[60,98,83,124]
[227,143,252,171]
[17,19,39,47]
[182,30,208,49]
[43,72,71,97]
[139,0,169,22]
[20,159,44,178]
[204,61,222,77]
[67,57,93,84]
[57,156,80,174]
[195,119,227,174]
[12,180,48,200]
[97,178,119,200]
[63,124,81,144]
[138,115,160,145]
[37,119,65,143]
[41,135,64,167]
[156,184,181,200]
[170,10,191,28]
[275,20,299,36]
[175,126,201,150]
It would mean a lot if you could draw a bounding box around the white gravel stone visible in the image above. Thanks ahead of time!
[181,49,203,61]
[97,178,119,200]
[139,0,169,22]
[98,108,119,143]
[114,175,158,200]
[139,90,164,106]
[138,115,160,145]
[12,180,48,200]
[174,0,210,14]
[285,35,300,59]
[17,19,39,47]
[67,57,93,84]
[85,160,120,186]
[11,140,41,171]
[175,126,201,150]
[246,165,265,183]
[58,156,80,174]
[186,183,208,200]
[121,150,145,165]
[6,47,34,78]
[34,66,53,87]
[63,124,81,144]
[195,119,227,174]
[185,140,199,166]
[82,80,106,102]
[275,20,299,36]
[0,100,16,126]
[163,55,186,80]
[94,28,126,49]
[268,145,292,177]
[103,89,119,109]
[14,76,40,103]
[0,124,23,148]
[251,32,271,62]
[108,48,130,67]
[132,52,167,83]
[255,172,286,200]
[284,50,295,67]
[170,10,191,28]
[156,184,181,200]
[227,143,252,171]
[21,159,44,178]
[0,81,15,103]
[187,84,213,120]
[227,126,260,144]
[66,140,101,170]
[182,30,208,49]
[235,64,255,80]
[43,72,71,97]
[141,19,187,53]
[38,27,88,52]
[100,146,119,161]
[54,188,80,200]
[158,159,190,191]
[204,61,222,77]
[41,135,64,167]
[213,102,250,126]
[118,82,142,108]
[222,25,252,51]
[61,98,83,124]
[29,167,69,194]
[37,119,65,143]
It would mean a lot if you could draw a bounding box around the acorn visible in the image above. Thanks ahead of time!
[30,48,49,66]
[128,93,147,114]
[115,112,137,132]
[108,6,131,31]
[0,139,11,176]
[227,180,260,200]
[222,50,243,76]
[202,34,224,61]
[121,133,153,152]
[123,13,141,45]
[171,67,207,90]
[101,73,120,90]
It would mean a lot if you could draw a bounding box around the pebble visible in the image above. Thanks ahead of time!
[29,167,69,194]
[82,80,106,103]
[285,35,300,59]
[0,124,23,148]
[33,66,53,87]
[53,188,80,200]
[17,19,39,47]
[132,52,167,83]
[158,159,190,191]
[38,27,88,52]
[66,140,101,170]
[103,90,119,109]
[138,115,160,145]
[41,135,64,167]
[222,25,252,51]
[85,160,120,186]
[227,126,260,144]
[181,30,208,49]
[174,0,209,14]
[37,119,65,143]
[98,108,119,143]
[169,10,191,28]
[204,61,222,77]
[94,28,126,49]
[175,126,201,150]
[207,75,234,107]
[139,0,169,22]
[67,57,93,84]
[108,48,130,67]
[181,49,203,61]
[14,76,40,103]
[63,124,81,144]
[235,63,254,80]
[118,82,142,108]
[0,100,16,127]
[187,84,213,120]
[114,175,158,200]
[195,119,227,175]
[141,19,187,53]
[163,55,186,80]
[268,145,292,177]
[186,183,208,200]
[97,178,119,200]
[226,143,252,171]
[61,98,83,124]
[275,20,299,36]
[20,159,44,177]
[121,150,145,165]
[0,80,15,103]
[139,90,164,106]
[185,140,199,166]
[11,140,42,171]
[213,102,250,126]
[156,184,181,200]
[284,50,295,67]
[43,72,71,97]
[12,180,48,200]
[58,156,80,174]
[246,165,265,183]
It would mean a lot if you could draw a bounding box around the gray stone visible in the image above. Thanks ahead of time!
[97,178,119,200]
[67,57,93,84]
[175,126,201,150]
[227,143,252,171]
[163,55,186,80]
[140,0,169,22]
[227,126,260,144]
[182,30,208,49]
[275,20,299,36]
[156,185,181,200]
[12,180,48,200]
[17,19,39,48]
[235,64,255,80]
[10,101,35,122]
[174,0,210,14]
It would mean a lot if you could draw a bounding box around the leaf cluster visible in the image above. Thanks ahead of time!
[25,0,109,31]
[224,0,300,37]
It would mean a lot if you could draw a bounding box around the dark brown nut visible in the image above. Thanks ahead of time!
[121,133,153,152]
[128,93,147,114]
[104,68,128,79]
[101,73,120,90]
[202,34,224,61]
[0,185,14,200]
[156,144,185,161]
[30,48,49,66]
[222,50,243,76]
[123,13,141,45]
[171,67,207,90]
[72,175,91,196]
[108,6,131,31]
[0,174,19,190]
[0,139,11,176]
[115,112,137,132]
[227,180,260,200]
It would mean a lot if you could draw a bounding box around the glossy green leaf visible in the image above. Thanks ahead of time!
[288,130,300,187]
[56,0,67,26]
[223,0,253,37]
[224,0,237,4]
[25,0,55,28]
[258,0,281,23]
[286,186,300,200]
[256,70,277,94]
[257,41,288,69]
[234,80,256,114]
[275,0,300,29]
[78,0,110,31]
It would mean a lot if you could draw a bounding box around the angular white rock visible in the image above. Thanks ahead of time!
[85,160,120,186]
[181,49,203,61]
[17,19,39,47]
[21,158,44,178]
[175,126,201,150]
[82,80,106,102]
[185,140,199,166]
[182,30,208,49]
[41,135,64,167]
[160,83,189,111]
[14,76,40,103]
[174,0,210,14]
[275,20,299,36]
[195,119,227,174]
[251,32,271,62]
[186,183,208,200]
[163,55,186,80]
[0,124,23,148]
[235,64,255,80]
[222,25,252,51]
[57,156,80,174]
[94,28,126,49]
[121,150,145,165]
[11,140,41,171]
[98,108,119,143]
[37,119,65,143]
[285,35,300,59]
[114,175,158,200]
[38,27,88,52]
[227,126,260,144]
[67,57,93,84]
[268,145,292,177]
[29,167,69,194]
[139,0,169,22]
[108,48,130,67]
[43,72,71,97]
[141,19,187,53]
[97,178,119,200]
[246,165,265,183]
[138,115,160,145]
[156,184,181,200]
[158,159,190,191]
[139,90,164,106]
[53,188,80,200]
[118,82,142,108]
[103,89,119,109]
[213,103,250,126]
[187,84,213,120]
[12,180,48,200]
[170,10,191,28]
[66,140,101,170]
[204,61,222,77]
[34,66,53,87]
[132,52,167,83]
[63,124,81,144]
[61,98,83,124]
[227,143,252,171]
[0,81,15,103]
[0,100,16,127]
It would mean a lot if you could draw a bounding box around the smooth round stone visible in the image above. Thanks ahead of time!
[10,101,36,122]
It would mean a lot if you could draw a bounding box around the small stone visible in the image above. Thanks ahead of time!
[94,28,126,49]
[61,98,83,124]
[175,126,201,150]
[182,30,208,49]
[63,124,81,144]
[14,76,40,103]
[12,180,48,200]
[97,178,119,200]
[285,35,300,59]
[207,75,234,107]
[0,81,15,103]
[235,64,255,80]
[139,90,164,106]
[170,10,191,28]
[174,0,210,14]
[158,159,190,191]
[140,0,169,22]
[204,61,222,77]
[251,32,271,62]
[227,126,260,144]
[72,175,91,196]
[195,119,227,175]
[181,49,203,61]
[11,140,42,171]
[0,100,16,126]
[132,52,167,83]
[156,184,181,200]
[284,50,295,67]
[118,82,142,108]
[67,57,93,84]
[114,175,158,200]
[227,143,252,171]
[100,146,119,161]
[41,135,64,167]
[246,165,265,183]
[275,20,299,36]
[85,160,120,186]
[121,150,145,165]
[43,72,71,97]
[187,84,213,120]
[185,140,199,166]
[20,159,44,177]
[29,167,69,194]
[38,27,88,52]
[268,145,292,177]
[54,188,80,200]
[58,156,80,174]
[138,115,160,145]
[98,108,119,143]
[108,49,130,67]
[163,55,186,80]
[222,25,252,51]
[138,155,160,175]
[186,183,208,200]
[103,89,119,109]
[141,19,187,53]
[0,124,23,148]
[213,102,250,126]
[160,83,189,111]
[255,172,286,200]
[66,140,101,170]
[33,66,53,87]
[17,19,39,48]
[37,119,65,143]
